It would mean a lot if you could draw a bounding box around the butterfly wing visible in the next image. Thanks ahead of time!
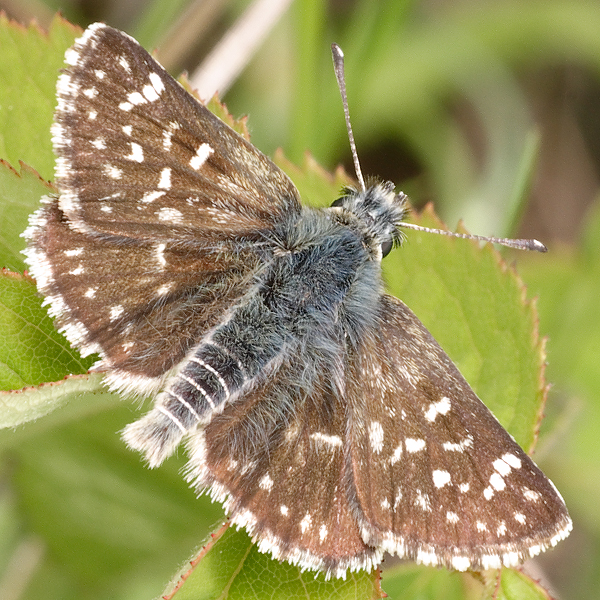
[185,356,381,578]
[182,294,570,577]
[52,23,301,239]
[25,201,263,394]
[346,295,572,571]
[25,24,302,396]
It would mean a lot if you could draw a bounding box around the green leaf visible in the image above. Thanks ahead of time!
[0,161,54,272]
[485,568,552,600]
[375,563,467,600]
[0,271,94,394]
[0,15,79,182]
[162,525,382,600]
[0,373,109,432]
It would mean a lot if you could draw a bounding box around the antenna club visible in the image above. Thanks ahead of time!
[331,43,343,59]
[530,239,548,253]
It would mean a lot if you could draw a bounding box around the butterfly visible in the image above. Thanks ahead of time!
[24,23,571,578]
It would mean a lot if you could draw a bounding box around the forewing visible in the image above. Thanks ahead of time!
[185,360,381,578]
[347,295,572,571]
[53,23,301,240]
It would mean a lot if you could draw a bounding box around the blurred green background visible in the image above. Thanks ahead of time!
[1,0,600,598]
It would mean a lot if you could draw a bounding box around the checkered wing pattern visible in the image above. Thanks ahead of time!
[346,295,572,572]
[25,24,301,395]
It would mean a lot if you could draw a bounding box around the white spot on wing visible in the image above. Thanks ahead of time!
[259,474,274,492]
[127,91,146,106]
[390,444,403,465]
[157,207,183,223]
[319,524,328,542]
[489,472,506,491]
[104,164,122,179]
[119,56,131,72]
[481,554,502,570]
[414,490,431,512]
[416,549,440,567]
[493,457,512,476]
[143,83,159,102]
[424,396,451,422]
[141,190,165,204]
[126,142,144,162]
[523,488,540,502]
[502,551,519,567]
[309,432,342,448]
[442,435,473,452]
[158,167,171,189]
[300,513,312,534]
[110,305,124,320]
[502,453,522,469]
[162,129,173,150]
[149,72,165,93]
[64,48,79,66]
[432,470,451,488]
[189,143,213,170]
[369,421,384,453]
[405,438,426,453]
[451,556,470,571]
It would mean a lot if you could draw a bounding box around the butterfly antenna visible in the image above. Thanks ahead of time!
[331,45,546,254]
[332,43,366,192]
[400,222,547,252]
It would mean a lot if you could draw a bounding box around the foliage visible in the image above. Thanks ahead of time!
[1,2,599,599]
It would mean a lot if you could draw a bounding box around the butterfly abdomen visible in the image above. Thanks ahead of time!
[122,293,287,466]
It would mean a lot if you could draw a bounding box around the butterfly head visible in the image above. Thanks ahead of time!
[330,179,407,259]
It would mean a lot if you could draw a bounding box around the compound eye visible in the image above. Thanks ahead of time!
[381,239,393,258]
[330,197,345,208]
